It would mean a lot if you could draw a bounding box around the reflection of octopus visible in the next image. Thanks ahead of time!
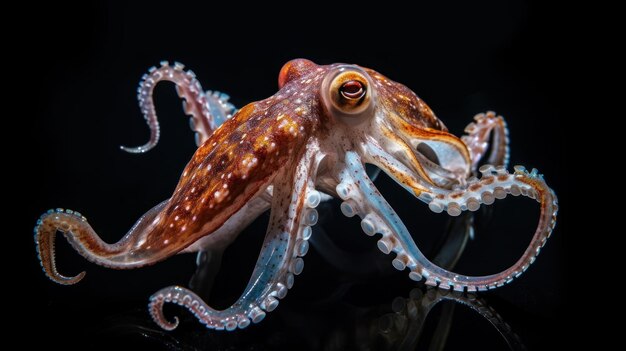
[35,59,558,331]
[378,287,525,351]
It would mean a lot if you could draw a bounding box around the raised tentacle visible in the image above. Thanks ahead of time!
[461,111,510,171]
[337,151,557,292]
[148,148,321,330]
[35,200,168,284]
[121,61,236,153]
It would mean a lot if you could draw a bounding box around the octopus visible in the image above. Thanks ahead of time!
[35,59,558,331]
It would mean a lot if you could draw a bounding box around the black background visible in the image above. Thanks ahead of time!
[17,1,568,350]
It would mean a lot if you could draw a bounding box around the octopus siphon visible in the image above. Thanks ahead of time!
[35,59,558,331]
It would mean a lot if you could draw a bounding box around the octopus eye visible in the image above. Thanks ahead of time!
[326,70,371,116]
[340,80,365,100]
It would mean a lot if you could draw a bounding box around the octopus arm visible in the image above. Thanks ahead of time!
[461,111,510,171]
[35,200,169,284]
[337,151,557,292]
[148,143,321,330]
[121,61,236,153]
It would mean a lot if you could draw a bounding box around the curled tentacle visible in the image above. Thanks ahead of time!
[121,61,236,153]
[35,209,88,284]
[338,151,557,291]
[461,111,510,171]
[149,148,320,330]
[35,201,168,284]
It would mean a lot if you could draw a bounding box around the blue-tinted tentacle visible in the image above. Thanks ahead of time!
[148,150,320,330]
[336,151,557,292]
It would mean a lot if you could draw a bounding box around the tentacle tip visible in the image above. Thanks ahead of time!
[52,271,86,286]
[149,294,181,331]
[120,144,152,154]
[158,316,180,331]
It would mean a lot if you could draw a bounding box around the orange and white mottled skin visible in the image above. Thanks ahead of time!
[35,59,557,331]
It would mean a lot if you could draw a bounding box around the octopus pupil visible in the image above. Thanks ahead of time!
[340,80,365,100]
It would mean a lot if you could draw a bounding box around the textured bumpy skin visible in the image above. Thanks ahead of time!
[35,59,557,330]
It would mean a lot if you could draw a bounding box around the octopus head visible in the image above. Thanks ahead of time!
[279,58,472,195]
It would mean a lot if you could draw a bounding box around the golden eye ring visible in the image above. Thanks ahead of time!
[329,71,370,115]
